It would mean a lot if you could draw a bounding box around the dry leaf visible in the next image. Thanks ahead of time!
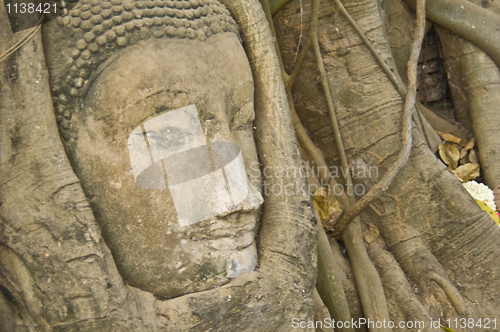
[452,163,480,182]
[459,154,470,166]
[439,142,460,170]
[436,131,462,145]
[460,138,475,159]
[312,187,343,225]
[363,223,380,244]
[469,149,479,164]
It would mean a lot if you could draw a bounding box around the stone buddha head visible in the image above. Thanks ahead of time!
[43,0,263,298]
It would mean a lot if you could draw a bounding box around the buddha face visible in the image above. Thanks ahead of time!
[66,32,263,298]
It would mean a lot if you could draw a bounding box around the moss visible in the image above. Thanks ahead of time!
[195,262,222,282]
[28,262,45,283]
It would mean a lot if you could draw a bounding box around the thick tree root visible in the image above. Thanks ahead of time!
[261,0,354,326]
[403,0,500,69]
[386,223,478,320]
[436,26,500,190]
[317,223,354,332]
[342,218,392,332]
[331,0,426,239]
[328,237,367,329]
[0,23,130,329]
[368,238,432,325]
[313,288,335,331]
[0,244,51,332]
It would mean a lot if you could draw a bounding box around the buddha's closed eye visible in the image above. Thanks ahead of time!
[147,126,196,149]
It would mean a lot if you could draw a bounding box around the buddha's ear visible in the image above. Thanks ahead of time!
[220,0,317,287]
[0,8,126,326]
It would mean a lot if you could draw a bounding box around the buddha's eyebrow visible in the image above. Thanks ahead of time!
[122,88,191,109]
[121,89,191,123]
[137,89,166,102]
[119,89,165,112]
[140,89,190,102]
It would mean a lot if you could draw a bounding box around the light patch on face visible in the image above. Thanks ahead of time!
[109,181,122,189]
[128,104,251,227]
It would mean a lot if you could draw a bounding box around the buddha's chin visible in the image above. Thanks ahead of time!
[116,211,259,299]
[143,241,258,299]
[133,239,258,299]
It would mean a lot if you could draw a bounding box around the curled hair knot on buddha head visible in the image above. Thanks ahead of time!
[44,0,239,133]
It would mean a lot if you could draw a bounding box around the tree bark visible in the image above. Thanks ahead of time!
[0,0,318,330]
[2,0,500,330]
[274,0,500,328]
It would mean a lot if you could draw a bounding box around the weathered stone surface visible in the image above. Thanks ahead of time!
[44,6,263,298]
[76,35,261,298]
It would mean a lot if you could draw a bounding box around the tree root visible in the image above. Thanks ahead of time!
[261,0,354,326]
[0,244,52,332]
[335,0,470,148]
[328,237,367,327]
[436,25,500,190]
[332,0,407,98]
[368,238,432,324]
[262,0,331,186]
[310,0,397,328]
[0,24,129,329]
[403,0,500,69]
[385,223,478,321]
[331,0,426,238]
[434,26,473,131]
[290,101,332,185]
[313,288,335,331]
[272,0,500,327]
[342,218,392,332]
[429,273,471,318]
[317,221,354,332]
[269,0,293,14]
[310,0,355,207]
[264,1,395,328]
[368,233,476,326]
